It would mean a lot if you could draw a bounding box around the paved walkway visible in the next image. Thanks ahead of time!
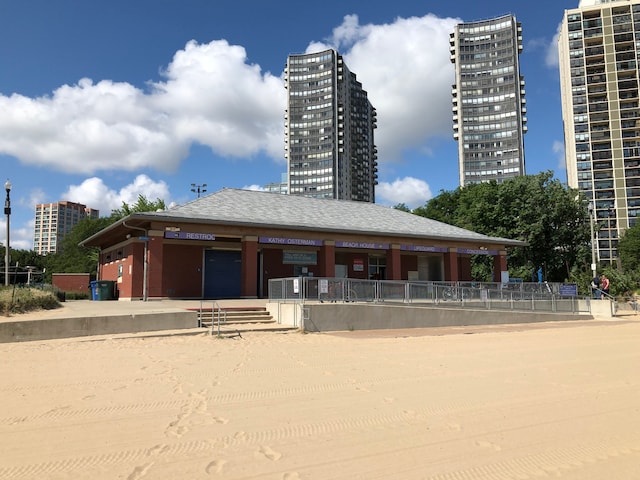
[0,298,294,342]
[1,298,269,323]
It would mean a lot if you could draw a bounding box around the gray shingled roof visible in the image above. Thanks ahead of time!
[138,188,524,247]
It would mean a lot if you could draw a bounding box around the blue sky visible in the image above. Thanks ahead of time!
[1,0,578,250]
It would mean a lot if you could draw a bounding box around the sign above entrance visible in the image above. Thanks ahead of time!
[401,245,448,253]
[259,236,323,246]
[283,251,318,265]
[458,248,498,255]
[335,241,389,250]
[164,231,216,241]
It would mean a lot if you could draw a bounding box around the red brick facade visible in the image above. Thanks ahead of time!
[52,273,91,294]
[89,221,510,301]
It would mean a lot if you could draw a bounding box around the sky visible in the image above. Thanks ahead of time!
[0,0,579,250]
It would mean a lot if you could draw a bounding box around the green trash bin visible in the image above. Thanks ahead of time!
[95,280,116,300]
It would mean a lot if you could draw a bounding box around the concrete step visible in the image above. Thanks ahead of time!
[202,317,276,325]
[196,306,275,327]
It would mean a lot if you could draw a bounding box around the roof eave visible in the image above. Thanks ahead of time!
[88,212,528,248]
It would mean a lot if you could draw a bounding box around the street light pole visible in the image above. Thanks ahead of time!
[4,179,11,287]
[608,206,615,261]
[588,201,596,280]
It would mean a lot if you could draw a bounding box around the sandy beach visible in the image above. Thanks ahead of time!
[1,320,639,479]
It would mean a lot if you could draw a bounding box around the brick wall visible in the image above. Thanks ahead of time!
[52,273,91,293]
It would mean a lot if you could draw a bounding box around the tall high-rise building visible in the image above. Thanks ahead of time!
[558,0,640,264]
[450,14,528,186]
[34,201,99,255]
[264,173,288,195]
[284,49,378,202]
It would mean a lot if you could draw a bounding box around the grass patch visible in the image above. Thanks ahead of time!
[0,287,62,316]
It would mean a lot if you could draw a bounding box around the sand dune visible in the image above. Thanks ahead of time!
[1,320,639,479]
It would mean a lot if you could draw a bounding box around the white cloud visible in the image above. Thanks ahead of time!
[0,79,184,175]
[545,23,562,68]
[22,187,47,209]
[0,189,41,250]
[376,177,432,208]
[62,175,170,216]
[553,140,566,171]
[328,14,461,162]
[330,14,365,46]
[242,184,266,191]
[0,15,462,176]
[305,41,332,54]
[0,40,285,175]
[0,218,32,251]
[150,40,285,160]
[0,175,170,250]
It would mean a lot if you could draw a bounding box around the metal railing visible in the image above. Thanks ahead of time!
[593,289,619,315]
[198,300,227,335]
[268,278,586,315]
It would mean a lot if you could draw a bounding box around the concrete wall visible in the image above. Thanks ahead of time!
[271,303,591,333]
[589,298,616,318]
[0,312,199,343]
[266,302,303,328]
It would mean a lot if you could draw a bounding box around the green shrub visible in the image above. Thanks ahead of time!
[64,291,90,301]
[0,287,62,316]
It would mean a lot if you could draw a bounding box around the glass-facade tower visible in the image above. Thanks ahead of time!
[34,201,99,255]
[284,49,378,202]
[450,14,528,186]
[558,0,640,264]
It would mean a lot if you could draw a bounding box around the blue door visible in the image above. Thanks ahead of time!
[204,250,241,298]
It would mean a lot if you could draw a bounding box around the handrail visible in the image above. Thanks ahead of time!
[211,301,226,336]
[198,299,205,328]
[595,289,615,302]
[198,300,227,335]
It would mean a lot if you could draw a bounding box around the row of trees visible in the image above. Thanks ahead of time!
[397,171,640,296]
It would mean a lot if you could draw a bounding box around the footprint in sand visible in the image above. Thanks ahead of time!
[283,473,301,480]
[127,462,154,480]
[147,444,170,456]
[257,445,282,461]
[475,439,502,451]
[166,412,190,438]
[205,459,226,475]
